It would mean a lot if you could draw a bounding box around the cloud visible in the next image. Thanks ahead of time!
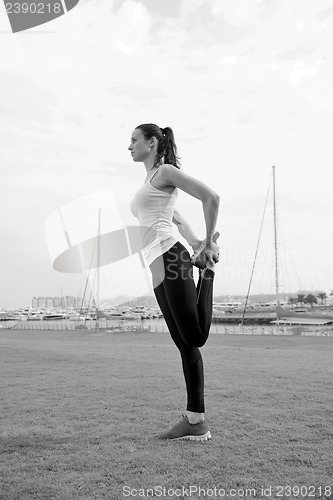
[238,113,254,125]
[114,0,181,19]
[277,47,314,62]
[211,0,263,26]
[0,72,54,125]
[182,2,255,48]
[289,60,317,86]
[112,1,152,53]
[317,5,333,22]
[109,86,167,103]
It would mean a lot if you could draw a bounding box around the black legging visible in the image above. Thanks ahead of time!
[149,241,214,413]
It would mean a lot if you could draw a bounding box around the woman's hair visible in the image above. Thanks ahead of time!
[135,123,181,169]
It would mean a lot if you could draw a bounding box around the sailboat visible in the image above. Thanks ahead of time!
[270,166,333,330]
[242,166,333,333]
[76,209,141,328]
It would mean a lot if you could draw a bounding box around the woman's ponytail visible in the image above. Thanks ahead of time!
[135,123,181,169]
[161,127,180,169]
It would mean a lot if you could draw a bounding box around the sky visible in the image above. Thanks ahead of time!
[1,0,333,309]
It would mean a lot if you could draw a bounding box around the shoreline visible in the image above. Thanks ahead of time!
[1,322,332,337]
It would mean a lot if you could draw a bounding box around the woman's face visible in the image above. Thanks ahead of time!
[128,129,151,162]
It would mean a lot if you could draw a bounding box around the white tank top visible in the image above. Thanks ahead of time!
[130,169,178,265]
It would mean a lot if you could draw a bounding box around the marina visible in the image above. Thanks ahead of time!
[1,311,332,337]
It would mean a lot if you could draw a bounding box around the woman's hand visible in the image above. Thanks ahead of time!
[204,240,220,267]
[190,233,220,268]
[191,239,204,252]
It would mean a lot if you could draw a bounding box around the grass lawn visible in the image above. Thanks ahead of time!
[0,329,332,500]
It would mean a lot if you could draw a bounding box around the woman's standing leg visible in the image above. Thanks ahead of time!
[153,281,205,413]
[149,242,215,440]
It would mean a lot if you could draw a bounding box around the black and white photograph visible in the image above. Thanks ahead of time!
[1,1,332,498]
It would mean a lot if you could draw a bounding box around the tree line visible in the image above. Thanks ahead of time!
[288,291,332,308]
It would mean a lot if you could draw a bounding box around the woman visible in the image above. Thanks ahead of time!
[129,123,220,441]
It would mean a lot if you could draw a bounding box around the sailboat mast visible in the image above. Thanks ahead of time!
[96,208,101,311]
[272,166,280,307]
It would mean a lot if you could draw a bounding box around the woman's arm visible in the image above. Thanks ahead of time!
[161,164,220,244]
[172,209,201,248]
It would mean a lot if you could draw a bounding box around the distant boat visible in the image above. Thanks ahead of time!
[43,313,66,320]
[27,315,42,321]
[274,306,333,326]
[0,313,17,321]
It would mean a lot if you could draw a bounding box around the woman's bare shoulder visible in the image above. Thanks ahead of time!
[159,163,219,201]
[158,163,182,181]
[154,164,175,184]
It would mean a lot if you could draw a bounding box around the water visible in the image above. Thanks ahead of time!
[2,317,331,336]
